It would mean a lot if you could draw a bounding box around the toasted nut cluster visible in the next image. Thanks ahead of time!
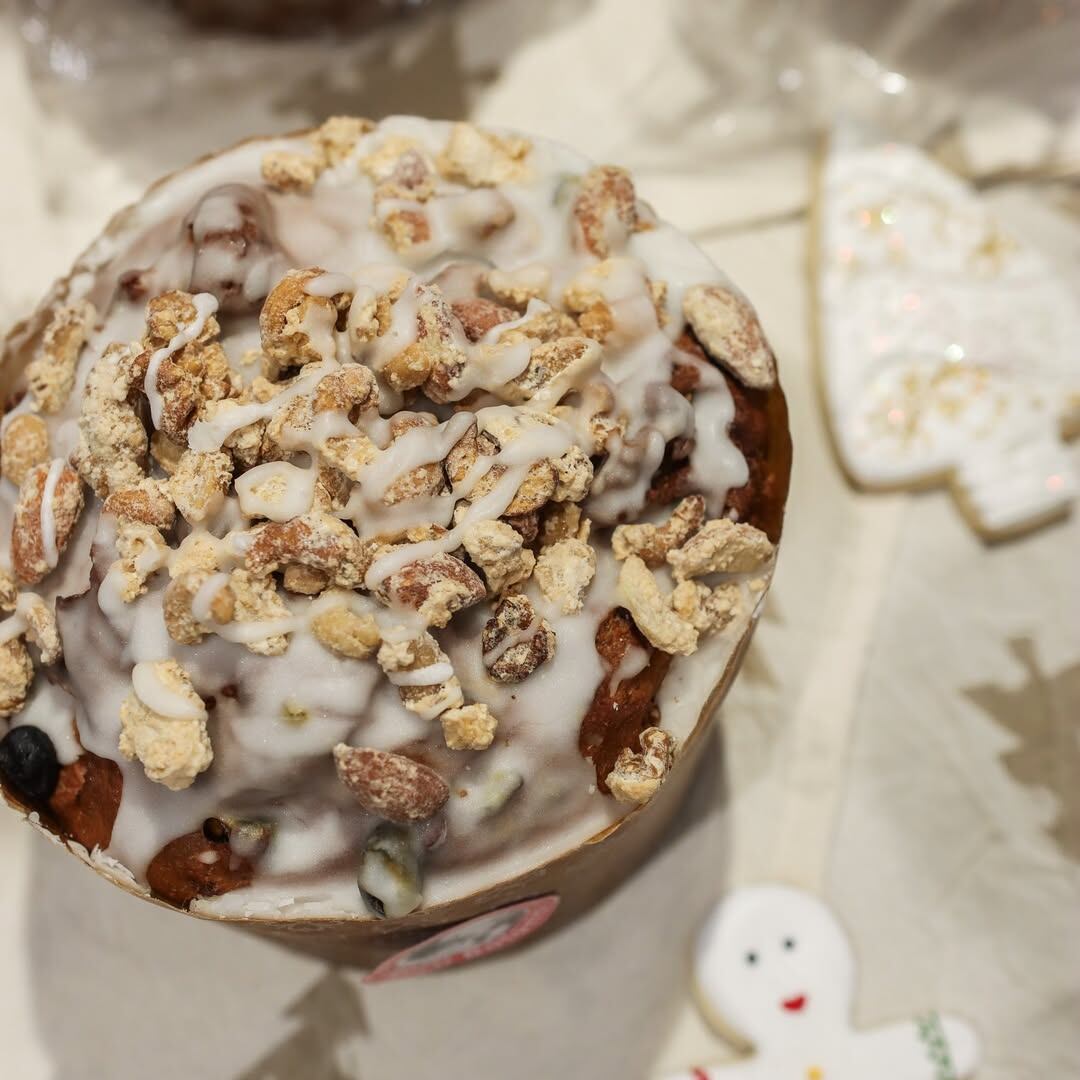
[169,450,233,524]
[246,512,368,588]
[377,630,464,720]
[103,478,176,532]
[437,122,531,187]
[73,343,149,499]
[538,503,590,548]
[110,523,170,603]
[375,553,485,628]
[333,744,449,823]
[671,580,742,634]
[311,594,381,659]
[19,593,62,665]
[11,462,84,586]
[0,639,33,718]
[362,136,437,202]
[25,300,96,413]
[612,495,705,567]
[462,520,535,596]
[228,569,293,656]
[534,538,596,615]
[484,265,550,309]
[617,555,697,657]
[383,288,466,401]
[666,519,774,580]
[482,595,556,683]
[451,297,518,343]
[1,415,50,487]
[503,335,602,407]
[164,570,235,645]
[440,703,498,751]
[261,116,374,193]
[606,727,674,804]
[118,661,212,791]
[683,283,777,390]
[260,268,352,372]
[573,166,639,258]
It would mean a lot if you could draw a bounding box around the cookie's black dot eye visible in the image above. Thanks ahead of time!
[782,937,796,951]
[745,951,758,965]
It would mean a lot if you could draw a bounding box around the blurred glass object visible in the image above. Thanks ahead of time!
[674,0,1080,149]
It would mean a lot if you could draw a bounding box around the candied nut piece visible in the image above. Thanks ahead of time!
[451,297,518,343]
[612,495,706,568]
[504,336,602,407]
[606,727,675,805]
[73,343,149,498]
[333,744,449,824]
[11,461,84,586]
[386,288,468,403]
[118,660,212,791]
[227,569,293,656]
[538,502,590,548]
[20,594,62,665]
[109,523,170,602]
[313,115,374,166]
[437,122,531,187]
[150,431,185,476]
[261,267,352,371]
[0,569,17,612]
[440,703,498,751]
[103,478,176,532]
[534,538,596,615]
[377,630,464,720]
[164,570,235,646]
[462,520,536,596]
[246,512,367,589]
[25,300,96,413]
[573,165,638,258]
[379,413,449,504]
[666,518,774,580]
[261,150,321,194]
[0,638,33,718]
[49,750,123,851]
[147,830,254,909]
[683,283,776,390]
[168,450,232,524]
[484,265,550,309]
[482,595,556,683]
[283,564,330,595]
[381,207,432,253]
[617,555,698,656]
[313,363,379,415]
[1,414,50,487]
[552,446,594,503]
[670,579,743,635]
[311,595,380,659]
[375,553,485,628]
[362,136,437,202]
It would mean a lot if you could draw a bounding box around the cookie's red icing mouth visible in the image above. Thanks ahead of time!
[781,994,807,1012]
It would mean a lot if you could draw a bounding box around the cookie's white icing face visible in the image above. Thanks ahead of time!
[694,885,854,1047]
[818,125,1080,537]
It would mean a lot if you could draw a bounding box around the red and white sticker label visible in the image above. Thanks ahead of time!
[363,894,560,983]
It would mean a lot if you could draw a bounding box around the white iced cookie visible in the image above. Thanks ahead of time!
[668,884,979,1080]
[817,123,1080,539]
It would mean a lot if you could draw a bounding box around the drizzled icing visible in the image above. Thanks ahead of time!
[39,458,66,569]
[2,116,781,918]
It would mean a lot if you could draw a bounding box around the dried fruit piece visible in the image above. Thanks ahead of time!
[612,495,705,568]
[357,823,423,918]
[666,518,774,580]
[482,595,556,683]
[333,744,449,823]
[0,725,60,804]
[1,414,50,487]
[683,283,776,390]
[617,556,697,656]
[440,703,498,751]
[534,538,596,615]
[49,751,123,851]
[11,461,84,586]
[25,300,96,413]
[147,830,254,909]
[118,660,212,791]
[605,727,674,804]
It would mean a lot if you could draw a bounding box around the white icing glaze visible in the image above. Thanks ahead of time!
[143,292,219,428]
[234,460,316,522]
[39,458,66,570]
[132,661,207,721]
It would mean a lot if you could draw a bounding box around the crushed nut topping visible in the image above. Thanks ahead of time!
[440,703,498,751]
[666,518,774,580]
[482,595,556,683]
[1,415,50,488]
[534,538,596,615]
[617,555,698,656]
[26,300,96,414]
[0,639,33,718]
[606,727,674,804]
[333,744,449,823]
[612,495,705,567]
[11,461,84,586]
[437,122,531,187]
[462,520,535,596]
[683,283,777,390]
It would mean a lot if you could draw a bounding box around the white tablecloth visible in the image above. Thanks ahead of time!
[0,2,1077,1077]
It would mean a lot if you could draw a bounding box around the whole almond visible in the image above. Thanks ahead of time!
[333,744,449,823]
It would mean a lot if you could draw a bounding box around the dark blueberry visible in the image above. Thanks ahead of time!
[360,889,387,919]
[202,817,231,844]
[0,726,60,804]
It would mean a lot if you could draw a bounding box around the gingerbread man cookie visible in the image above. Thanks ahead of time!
[816,123,1080,540]
[667,885,979,1080]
